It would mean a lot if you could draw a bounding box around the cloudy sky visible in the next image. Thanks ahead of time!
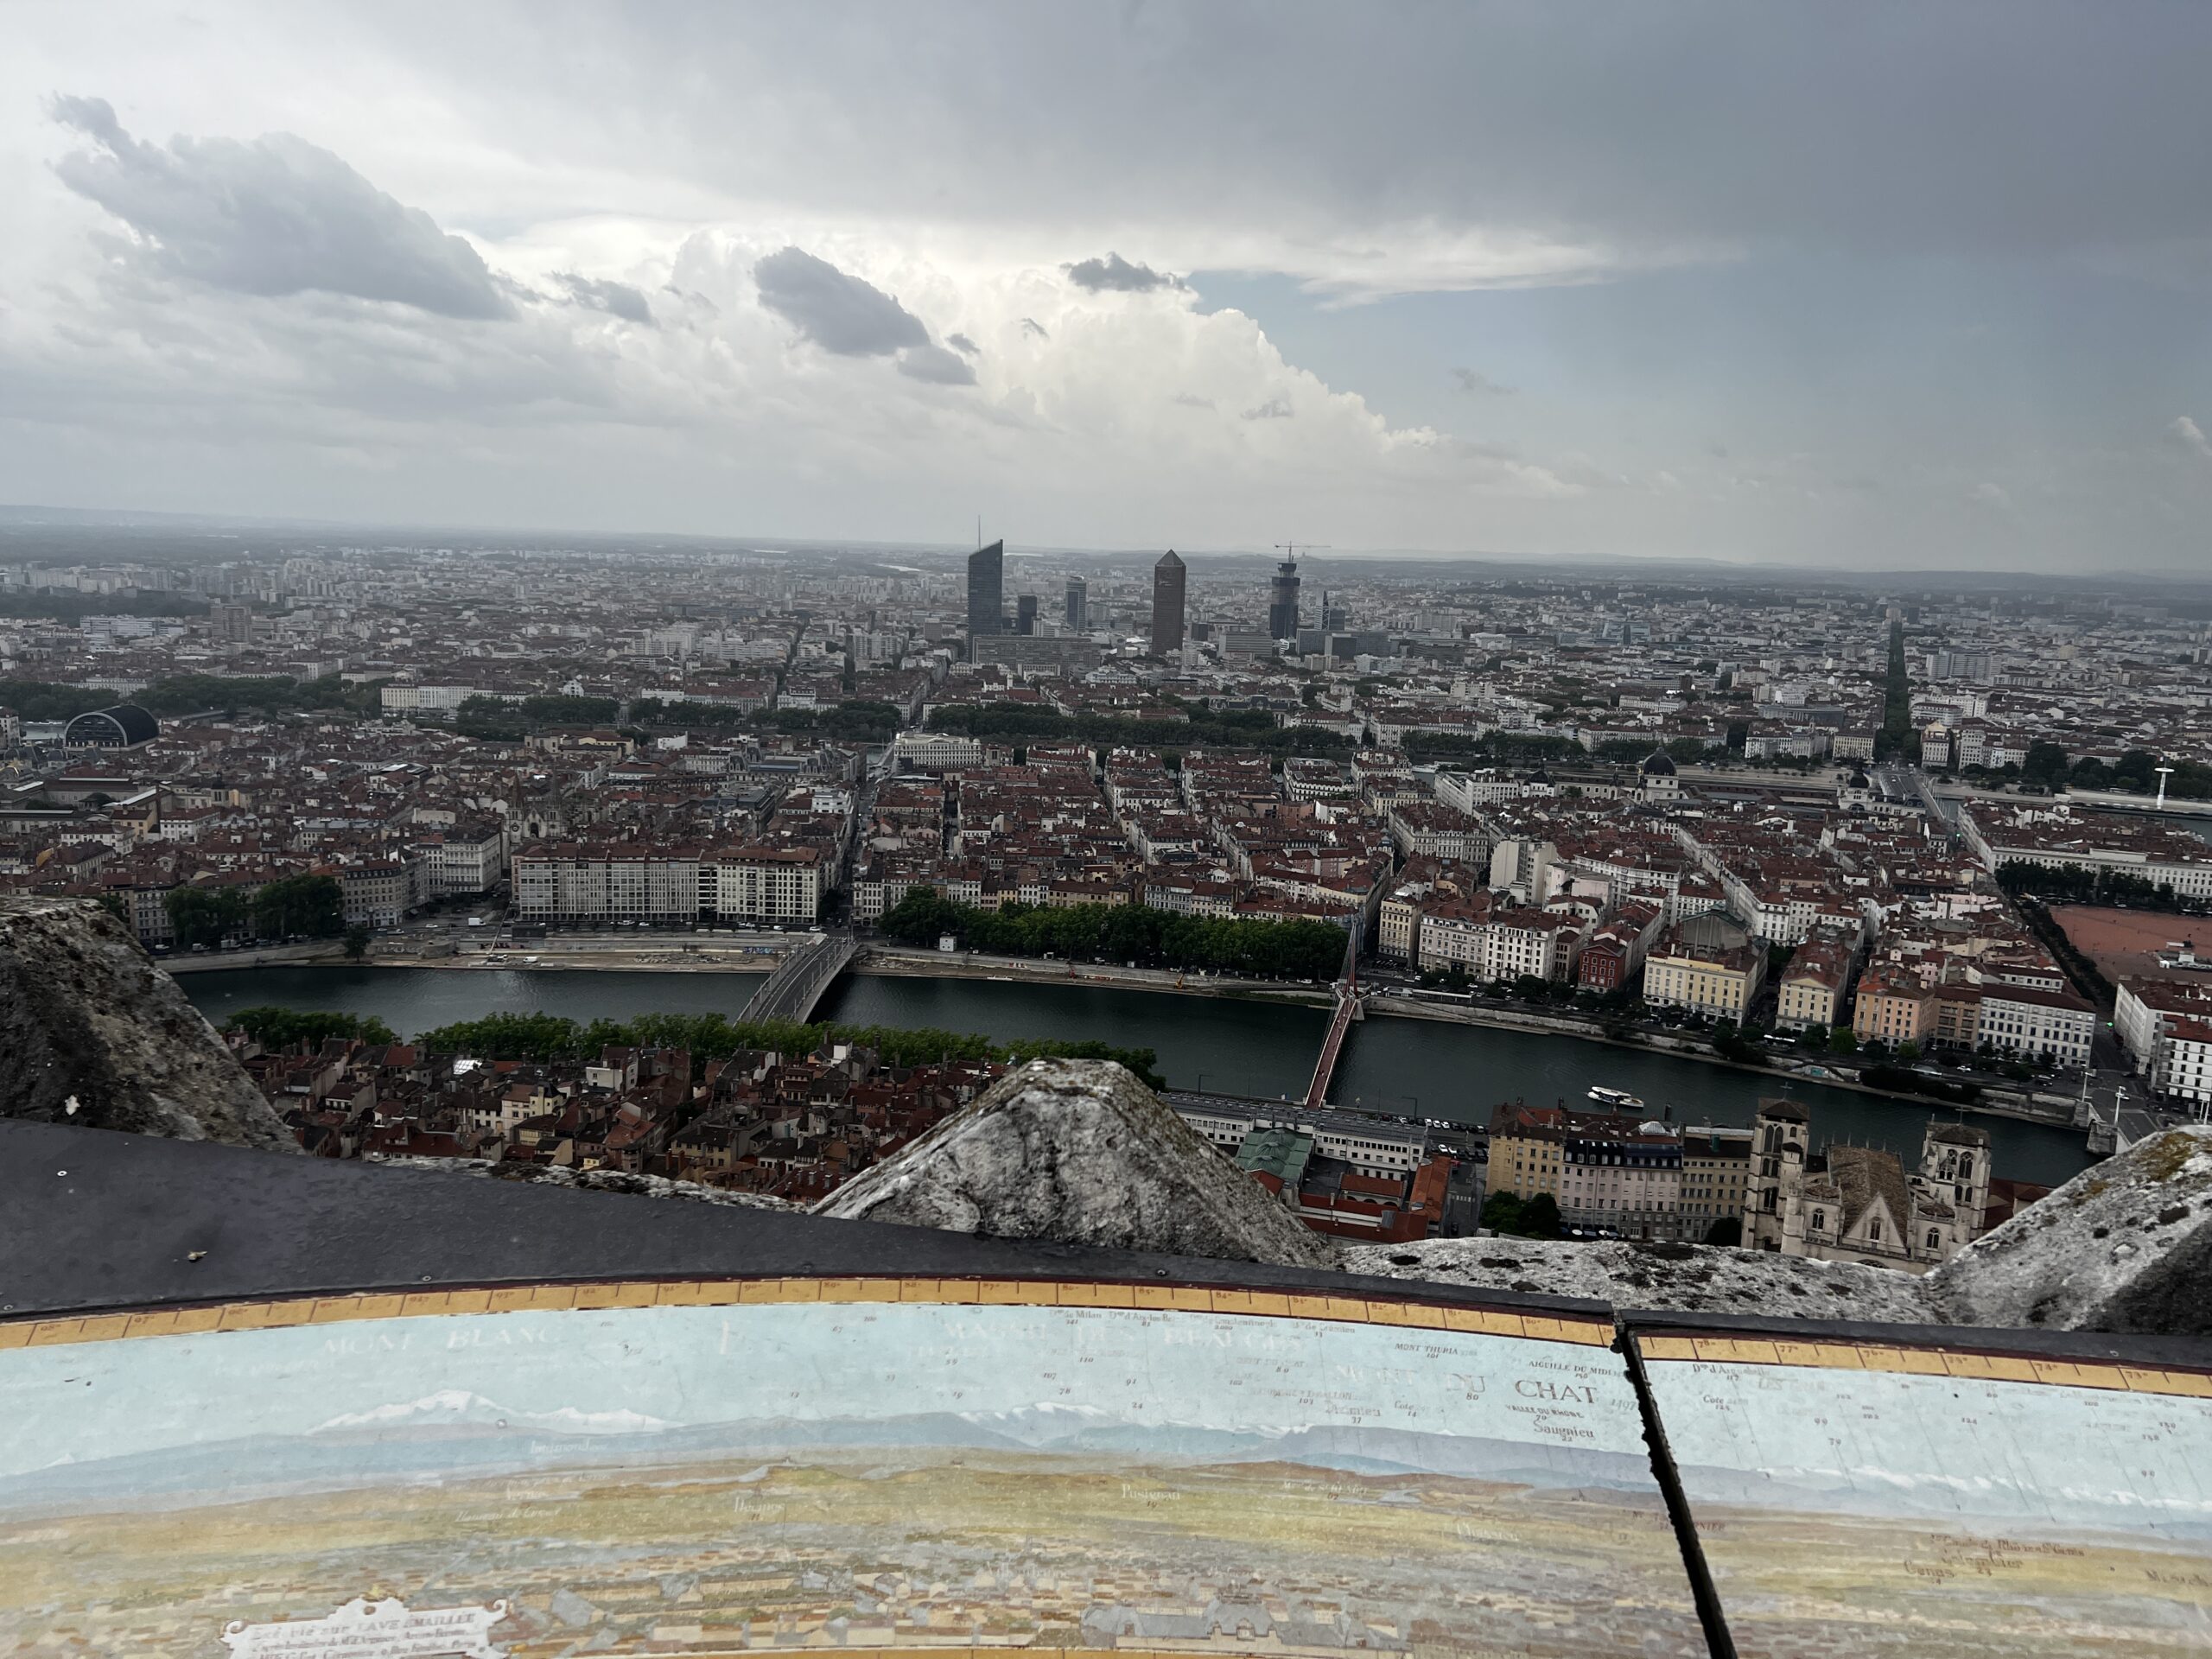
[5,3,2210,571]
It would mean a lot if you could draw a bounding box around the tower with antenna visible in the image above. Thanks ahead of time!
[2157,763,2176,810]
[1268,542,1325,642]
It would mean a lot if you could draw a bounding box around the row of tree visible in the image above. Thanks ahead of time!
[627,699,903,743]
[0,674,383,724]
[1996,859,2197,912]
[226,1007,399,1047]
[164,874,350,949]
[1980,743,2211,802]
[1398,730,1583,765]
[1877,618,1917,760]
[397,1008,1166,1089]
[0,592,208,623]
[879,890,1351,982]
[926,699,1355,758]
[1588,736,1729,765]
[454,694,622,740]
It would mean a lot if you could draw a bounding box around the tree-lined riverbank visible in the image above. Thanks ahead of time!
[184,965,2097,1187]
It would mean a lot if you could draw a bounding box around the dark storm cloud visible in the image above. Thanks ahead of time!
[48,95,512,320]
[946,332,979,355]
[499,8,2212,270]
[1065,252,1178,292]
[896,344,977,385]
[552,270,654,324]
[1451,367,1512,395]
[753,245,929,356]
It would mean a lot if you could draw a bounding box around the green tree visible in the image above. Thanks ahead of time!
[928,698,1354,760]
[0,679,113,721]
[880,890,1350,982]
[251,874,345,939]
[1481,1191,1562,1239]
[165,885,249,949]
[2021,741,2069,789]
[1876,618,1914,759]
[1827,1026,1859,1056]
[225,1007,399,1048]
[408,1007,1165,1087]
[2113,750,2158,791]
[1480,1192,1525,1234]
[343,924,373,962]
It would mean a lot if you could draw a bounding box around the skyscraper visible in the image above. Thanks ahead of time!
[966,540,1004,639]
[1015,593,1039,635]
[1268,558,1301,641]
[1065,576,1088,631]
[1150,550,1186,657]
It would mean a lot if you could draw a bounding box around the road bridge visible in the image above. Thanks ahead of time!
[740,930,855,1025]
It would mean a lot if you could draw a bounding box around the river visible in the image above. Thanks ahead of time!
[183,965,2095,1187]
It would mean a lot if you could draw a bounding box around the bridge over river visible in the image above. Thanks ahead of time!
[1300,914,1366,1108]
[739,930,856,1024]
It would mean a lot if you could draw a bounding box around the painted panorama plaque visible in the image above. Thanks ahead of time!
[1639,1330,2212,1659]
[0,1281,1705,1656]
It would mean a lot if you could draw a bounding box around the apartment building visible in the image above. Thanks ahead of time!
[1576,901,1662,994]
[704,845,826,924]
[337,859,421,927]
[1383,800,1489,863]
[378,683,522,715]
[1775,931,1855,1030]
[2115,976,2212,1113]
[1641,923,1768,1018]
[1961,804,2212,901]
[409,819,508,899]
[1679,1124,1753,1240]
[1974,983,2095,1070]
[1853,965,1934,1046]
[1415,897,1584,982]
[1489,1103,1694,1243]
[892,729,986,772]
[1177,1100,1428,1178]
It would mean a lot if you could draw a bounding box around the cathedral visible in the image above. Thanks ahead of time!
[1744,1099,1992,1271]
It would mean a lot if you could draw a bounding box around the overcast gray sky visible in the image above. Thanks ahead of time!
[5,2,2210,570]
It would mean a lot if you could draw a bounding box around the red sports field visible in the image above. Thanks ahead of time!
[2049,905,2209,980]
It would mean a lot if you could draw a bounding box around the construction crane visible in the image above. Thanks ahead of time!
[1273,542,1330,562]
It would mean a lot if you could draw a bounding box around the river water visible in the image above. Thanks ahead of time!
[183,965,2094,1187]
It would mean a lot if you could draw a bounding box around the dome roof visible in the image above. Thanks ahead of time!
[61,703,159,747]
[1642,749,1677,776]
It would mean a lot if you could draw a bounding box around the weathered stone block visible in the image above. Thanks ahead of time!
[814,1057,1341,1268]
[1929,1125,2212,1334]
[0,896,296,1153]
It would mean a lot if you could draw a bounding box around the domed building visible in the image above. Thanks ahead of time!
[61,704,158,751]
[1638,747,1681,802]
